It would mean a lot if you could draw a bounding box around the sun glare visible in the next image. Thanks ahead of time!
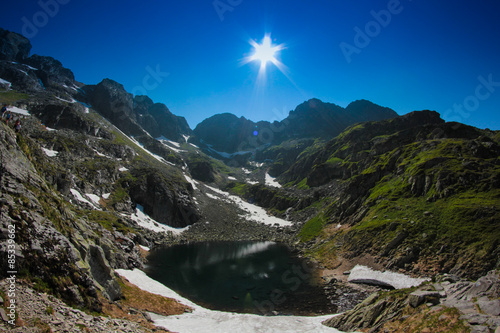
[242,34,293,86]
[247,35,284,72]
[250,35,281,68]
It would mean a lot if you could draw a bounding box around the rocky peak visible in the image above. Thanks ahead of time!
[134,95,192,141]
[0,28,31,61]
[193,113,257,153]
[78,78,144,136]
[23,54,75,88]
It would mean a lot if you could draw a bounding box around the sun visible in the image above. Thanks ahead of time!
[250,35,282,68]
[248,34,284,70]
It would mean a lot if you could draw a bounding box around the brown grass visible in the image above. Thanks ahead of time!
[119,276,191,316]
[99,276,191,333]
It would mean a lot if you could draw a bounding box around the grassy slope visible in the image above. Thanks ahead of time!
[298,120,500,279]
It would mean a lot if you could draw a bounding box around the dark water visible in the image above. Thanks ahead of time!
[145,241,334,315]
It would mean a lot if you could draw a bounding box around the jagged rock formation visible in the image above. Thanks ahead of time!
[0,28,31,61]
[134,95,192,141]
[192,98,398,159]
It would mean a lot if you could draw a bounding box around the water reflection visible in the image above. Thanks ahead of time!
[146,241,333,315]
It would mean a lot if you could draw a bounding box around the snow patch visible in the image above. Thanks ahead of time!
[8,106,30,116]
[139,245,150,252]
[246,179,258,185]
[42,147,58,157]
[115,269,344,333]
[119,167,129,172]
[0,78,11,88]
[128,204,189,234]
[85,193,101,206]
[55,96,76,103]
[102,193,111,199]
[184,173,198,190]
[205,186,292,227]
[70,189,98,209]
[348,265,430,289]
[228,176,237,181]
[265,173,282,188]
[242,168,252,174]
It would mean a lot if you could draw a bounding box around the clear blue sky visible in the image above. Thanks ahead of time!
[3,0,500,129]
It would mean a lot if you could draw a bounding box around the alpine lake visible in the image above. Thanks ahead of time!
[145,241,337,315]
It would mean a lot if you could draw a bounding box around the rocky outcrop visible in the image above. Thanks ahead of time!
[323,271,500,332]
[24,54,76,90]
[129,169,200,228]
[78,79,144,136]
[0,28,31,62]
[134,95,191,142]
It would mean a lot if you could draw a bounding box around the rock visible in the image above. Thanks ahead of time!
[0,28,32,61]
[0,308,8,322]
[409,291,441,308]
[476,298,500,316]
[471,326,490,333]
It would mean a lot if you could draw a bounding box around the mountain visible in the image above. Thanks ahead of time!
[192,98,398,163]
[1,28,499,332]
[226,110,499,279]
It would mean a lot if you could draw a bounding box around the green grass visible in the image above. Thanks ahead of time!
[299,214,327,242]
[296,178,309,189]
[86,210,134,233]
[0,90,31,104]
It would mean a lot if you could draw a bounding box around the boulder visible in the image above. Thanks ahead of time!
[409,290,441,308]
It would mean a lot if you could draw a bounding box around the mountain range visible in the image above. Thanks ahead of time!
[0,28,499,332]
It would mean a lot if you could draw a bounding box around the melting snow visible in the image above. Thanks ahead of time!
[70,189,98,209]
[0,78,12,88]
[115,269,345,333]
[184,173,199,190]
[85,193,101,206]
[42,147,58,157]
[8,106,30,116]
[55,96,76,103]
[205,186,292,227]
[348,265,430,289]
[128,204,189,234]
[265,173,282,188]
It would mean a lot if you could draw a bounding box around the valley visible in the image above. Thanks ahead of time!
[0,27,499,332]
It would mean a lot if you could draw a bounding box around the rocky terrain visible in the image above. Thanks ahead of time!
[0,27,499,332]
[324,270,500,333]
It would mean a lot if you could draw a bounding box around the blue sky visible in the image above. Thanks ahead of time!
[3,0,500,129]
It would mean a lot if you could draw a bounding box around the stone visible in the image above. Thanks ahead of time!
[0,308,8,322]
[470,326,490,333]
[409,291,441,308]
[477,298,500,316]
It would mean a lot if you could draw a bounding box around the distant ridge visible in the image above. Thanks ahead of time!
[192,98,398,154]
